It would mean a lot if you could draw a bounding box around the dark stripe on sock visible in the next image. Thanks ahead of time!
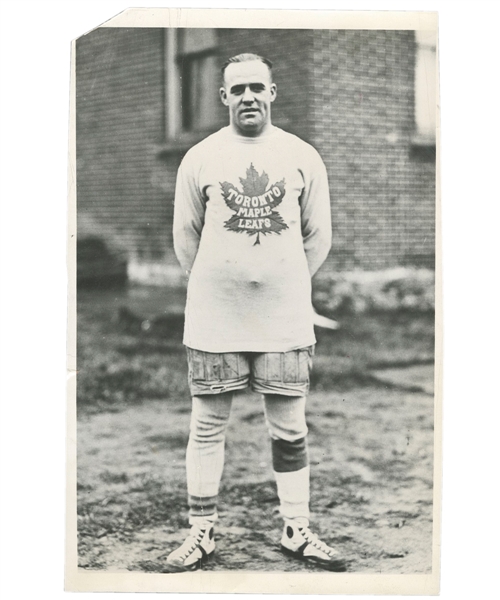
[188,494,217,518]
[272,437,309,473]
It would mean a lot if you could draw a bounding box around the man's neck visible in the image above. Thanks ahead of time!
[230,121,274,139]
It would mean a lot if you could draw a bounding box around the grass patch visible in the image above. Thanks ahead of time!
[77,291,434,415]
[311,311,434,391]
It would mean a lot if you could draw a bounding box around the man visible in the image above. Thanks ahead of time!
[167,53,346,572]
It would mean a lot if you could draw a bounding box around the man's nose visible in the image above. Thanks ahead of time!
[242,87,255,103]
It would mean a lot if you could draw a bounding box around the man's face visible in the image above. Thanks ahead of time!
[220,60,277,137]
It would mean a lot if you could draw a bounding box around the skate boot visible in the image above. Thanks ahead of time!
[164,523,215,572]
[280,520,347,572]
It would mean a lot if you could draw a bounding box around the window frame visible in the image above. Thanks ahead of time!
[412,29,438,148]
[164,28,220,145]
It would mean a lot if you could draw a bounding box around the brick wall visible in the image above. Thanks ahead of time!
[311,30,435,271]
[76,28,172,264]
[75,28,435,277]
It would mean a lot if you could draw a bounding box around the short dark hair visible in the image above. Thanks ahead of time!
[221,53,273,82]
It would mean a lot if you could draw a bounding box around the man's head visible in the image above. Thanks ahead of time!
[220,53,277,137]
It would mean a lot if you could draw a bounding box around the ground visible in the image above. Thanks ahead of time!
[76,286,435,574]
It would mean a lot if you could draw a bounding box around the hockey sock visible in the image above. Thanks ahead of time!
[273,441,310,524]
[186,393,233,524]
[264,394,311,523]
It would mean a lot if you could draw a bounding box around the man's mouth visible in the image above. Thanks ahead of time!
[242,109,258,115]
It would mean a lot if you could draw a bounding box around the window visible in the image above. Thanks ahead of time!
[165,28,220,141]
[414,30,437,145]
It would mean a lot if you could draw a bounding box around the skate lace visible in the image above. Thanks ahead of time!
[179,527,205,560]
[301,528,335,556]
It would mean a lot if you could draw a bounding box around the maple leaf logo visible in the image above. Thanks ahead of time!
[220,164,288,245]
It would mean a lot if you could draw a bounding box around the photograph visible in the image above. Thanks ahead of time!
[68,8,439,594]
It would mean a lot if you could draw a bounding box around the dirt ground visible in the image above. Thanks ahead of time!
[76,286,435,574]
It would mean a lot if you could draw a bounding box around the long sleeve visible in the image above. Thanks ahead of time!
[176,126,324,352]
[173,157,206,274]
[300,152,332,277]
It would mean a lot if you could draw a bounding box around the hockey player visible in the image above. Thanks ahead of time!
[167,53,346,573]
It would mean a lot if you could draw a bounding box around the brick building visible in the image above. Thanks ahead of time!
[75,27,436,281]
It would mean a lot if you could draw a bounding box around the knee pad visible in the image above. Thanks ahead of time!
[264,394,308,442]
[271,437,309,473]
[189,394,232,442]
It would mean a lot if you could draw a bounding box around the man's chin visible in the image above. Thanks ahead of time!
[237,119,264,133]
[239,113,261,123]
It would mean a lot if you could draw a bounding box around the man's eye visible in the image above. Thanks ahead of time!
[250,85,265,92]
[231,86,245,95]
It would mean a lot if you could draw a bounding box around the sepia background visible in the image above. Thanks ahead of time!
[75,27,437,574]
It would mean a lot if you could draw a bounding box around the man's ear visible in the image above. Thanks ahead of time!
[270,83,277,103]
[220,87,229,106]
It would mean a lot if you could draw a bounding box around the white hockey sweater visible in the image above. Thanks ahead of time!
[173,125,332,353]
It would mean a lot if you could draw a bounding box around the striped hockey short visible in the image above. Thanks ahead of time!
[186,346,315,397]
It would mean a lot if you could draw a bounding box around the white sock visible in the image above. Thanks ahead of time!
[274,465,310,523]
